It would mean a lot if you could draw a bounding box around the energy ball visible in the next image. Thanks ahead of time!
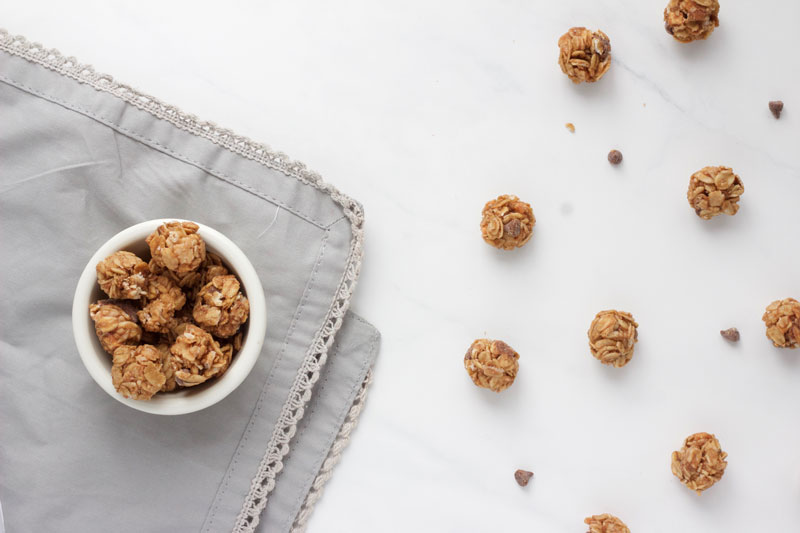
[480,195,536,250]
[558,27,611,84]
[584,514,630,533]
[763,298,800,348]
[671,432,728,494]
[137,274,187,334]
[687,166,744,220]
[96,251,149,299]
[588,310,638,368]
[169,324,228,387]
[193,275,250,338]
[111,344,167,400]
[146,221,206,274]
[664,0,720,42]
[464,338,520,392]
[89,301,142,354]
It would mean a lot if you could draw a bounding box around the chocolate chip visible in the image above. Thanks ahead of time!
[720,328,740,342]
[769,100,783,119]
[607,150,623,165]
[503,219,522,238]
[514,469,534,487]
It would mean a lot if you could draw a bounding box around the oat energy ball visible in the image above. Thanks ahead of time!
[89,301,142,354]
[481,195,535,250]
[96,251,149,299]
[671,432,728,494]
[687,166,743,220]
[588,310,638,367]
[558,27,611,84]
[193,275,250,338]
[464,339,519,392]
[137,274,187,333]
[763,298,800,348]
[584,514,630,533]
[111,344,167,400]
[146,221,206,274]
[664,0,720,43]
[169,324,228,387]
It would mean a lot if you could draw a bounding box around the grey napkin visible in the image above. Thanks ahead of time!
[0,30,379,533]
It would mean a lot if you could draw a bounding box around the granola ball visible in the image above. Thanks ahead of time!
[588,310,638,368]
[146,221,206,274]
[687,166,744,220]
[584,514,630,533]
[169,324,228,387]
[96,251,149,299]
[558,27,611,84]
[480,195,535,250]
[193,275,250,338]
[671,432,728,494]
[762,298,800,348]
[136,274,187,334]
[464,339,519,392]
[664,0,720,43]
[111,344,167,401]
[89,301,142,355]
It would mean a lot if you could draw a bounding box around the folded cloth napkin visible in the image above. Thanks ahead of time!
[0,29,379,533]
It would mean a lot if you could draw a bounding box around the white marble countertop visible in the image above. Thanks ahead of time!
[5,1,800,531]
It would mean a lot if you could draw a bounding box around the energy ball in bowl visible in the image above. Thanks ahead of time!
[147,221,206,274]
[558,27,611,84]
[169,324,229,387]
[111,344,166,401]
[588,310,638,368]
[193,275,250,338]
[89,301,142,354]
[137,273,186,334]
[464,338,520,392]
[96,251,149,299]
[664,0,720,42]
[480,195,535,250]
[671,432,727,494]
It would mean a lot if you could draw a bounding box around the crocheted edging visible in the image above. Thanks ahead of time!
[291,369,373,532]
[0,28,364,533]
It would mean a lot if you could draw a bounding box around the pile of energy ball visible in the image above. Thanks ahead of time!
[464,2,791,531]
[89,221,249,401]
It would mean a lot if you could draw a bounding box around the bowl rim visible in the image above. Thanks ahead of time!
[72,218,267,415]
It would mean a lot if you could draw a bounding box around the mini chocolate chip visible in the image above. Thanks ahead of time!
[608,150,623,165]
[720,328,740,342]
[769,100,784,119]
[514,469,534,487]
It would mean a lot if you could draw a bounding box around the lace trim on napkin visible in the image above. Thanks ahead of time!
[0,28,365,532]
[291,369,373,532]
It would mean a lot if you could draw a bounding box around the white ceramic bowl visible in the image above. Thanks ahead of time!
[72,219,267,415]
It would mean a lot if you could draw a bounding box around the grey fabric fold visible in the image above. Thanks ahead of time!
[0,44,378,532]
